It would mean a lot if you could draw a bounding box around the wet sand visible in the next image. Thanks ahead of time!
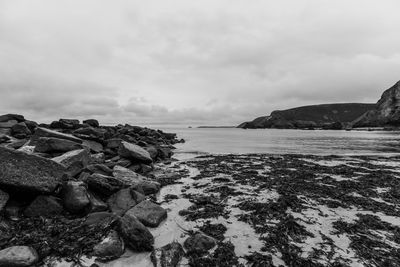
[96,153,400,266]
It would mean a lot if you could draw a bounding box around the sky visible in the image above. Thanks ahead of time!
[0,0,400,126]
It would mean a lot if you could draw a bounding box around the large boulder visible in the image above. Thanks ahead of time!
[82,140,103,153]
[151,242,184,267]
[184,232,216,253]
[87,191,108,212]
[118,141,152,164]
[118,213,154,251]
[31,127,82,144]
[23,195,63,217]
[62,181,90,213]
[87,174,125,197]
[0,120,18,128]
[107,188,145,216]
[0,147,66,194]
[52,149,89,176]
[11,122,31,138]
[83,119,99,128]
[0,246,38,267]
[34,137,83,153]
[113,166,160,195]
[50,119,80,130]
[92,230,124,261]
[125,200,167,227]
[73,127,105,141]
[0,114,24,123]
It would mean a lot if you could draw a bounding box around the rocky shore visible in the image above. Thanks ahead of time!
[0,114,189,266]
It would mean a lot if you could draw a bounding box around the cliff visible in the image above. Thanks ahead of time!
[352,81,400,127]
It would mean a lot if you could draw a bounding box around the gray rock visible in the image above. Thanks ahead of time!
[118,213,154,251]
[83,119,99,128]
[183,232,216,253]
[0,120,18,128]
[106,138,122,149]
[62,181,90,213]
[34,137,83,153]
[118,141,152,164]
[0,246,38,267]
[0,114,24,123]
[126,200,167,227]
[150,242,184,267]
[87,191,108,212]
[0,147,66,194]
[0,190,9,212]
[24,195,63,217]
[145,146,158,160]
[93,230,124,261]
[31,127,82,144]
[82,140,103,153]
[52,149,89,176]
[86,164,113,176]
[89,152,105,164]
[107,188,145,216]
[87,173,125,197]
[113,165,160,195]
[11,122,31,138]
[73,127,105,141]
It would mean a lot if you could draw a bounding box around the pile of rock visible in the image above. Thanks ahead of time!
[0,114,185,266]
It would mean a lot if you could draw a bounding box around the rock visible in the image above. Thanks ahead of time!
[4,200,23,220]
[87,191,108,212]
[62,181,90,213]
[151,242,184,267]
[87,174,125,197]
[24,120,38,132]
[158,147,173,159]
[11,122,31,138]
[107,188,145,216]
[118,141,153,164]
[0,221,12,246]
[0,114,25,123]
[126,200,167,227]
[145,146,158,160]
[23,195,63,217]
[0,190,9,212]
[184,232,216,253]
[113,165,160,195]
[118,213,154,251]
[16,145,35,154]
[106,138,122,149]
[52,149,90,176]
[82,140,103,153]
[31,127,82,144]
[0,246,38,267]
[50,119,80,129]
[0,147,66,194]
[92,230,124,261]
[34,137,83,153]
[83,119,99,128]
[0,128,11,135]
[0,120,18,128]
[87,164,113,176]
[84,212,117,227]
[73,127,105,141]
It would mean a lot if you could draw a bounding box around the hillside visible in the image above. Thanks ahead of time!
[238,103,375,129]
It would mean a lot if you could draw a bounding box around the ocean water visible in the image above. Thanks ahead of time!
[157,127,400,158]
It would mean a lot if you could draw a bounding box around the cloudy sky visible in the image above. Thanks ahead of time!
[1,0,400,126]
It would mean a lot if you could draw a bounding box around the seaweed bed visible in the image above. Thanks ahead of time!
[172,154,400,267]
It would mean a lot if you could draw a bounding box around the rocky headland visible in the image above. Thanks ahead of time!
[238,80,400,130]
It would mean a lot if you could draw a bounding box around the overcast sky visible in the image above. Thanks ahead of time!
[0,0,400,126]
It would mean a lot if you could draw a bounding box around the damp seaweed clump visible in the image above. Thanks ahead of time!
[2,215,111,265]
[198,221,227,241]
[187,241,243,267]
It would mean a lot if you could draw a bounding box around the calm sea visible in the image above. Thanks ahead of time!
[155,127,400,158]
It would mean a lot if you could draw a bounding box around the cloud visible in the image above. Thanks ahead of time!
[0,0,400,125]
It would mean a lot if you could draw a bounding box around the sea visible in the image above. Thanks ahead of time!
[155,127,400,159]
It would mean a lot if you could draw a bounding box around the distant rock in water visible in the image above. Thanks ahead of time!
[352,81,400,128]
[238,103,375,129]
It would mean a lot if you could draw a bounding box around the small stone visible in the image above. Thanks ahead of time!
[87,173,126,197]
[118,141,152,164]
[150,242,184,267]
[83,119,99,128]
[107,188,145,216]
[62,181,90,213]
[126,200,167,227]
[0,246,38,267]
[52,149,90,176]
